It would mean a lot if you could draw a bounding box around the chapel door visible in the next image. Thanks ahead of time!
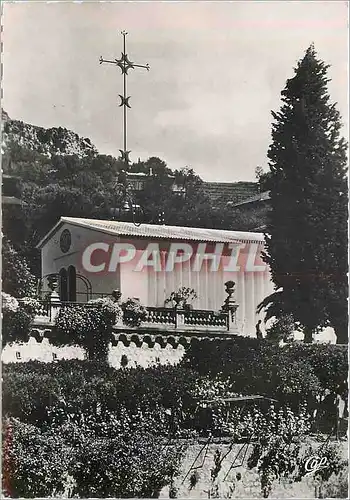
[68,265,77,302]
[59,268,68,302]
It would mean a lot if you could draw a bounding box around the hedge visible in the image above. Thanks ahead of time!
[3,415,184,498]
[2,361,200,434]
[181,338,348,411]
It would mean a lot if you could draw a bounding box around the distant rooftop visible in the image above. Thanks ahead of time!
[126,172,148,177]
[202,181,258,206]
[233,191,270,207]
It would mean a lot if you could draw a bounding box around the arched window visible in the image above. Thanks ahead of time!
[59,268,68,302]
[68,266,77,302]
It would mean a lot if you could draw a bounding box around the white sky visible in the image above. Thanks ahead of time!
[2,1,348,181]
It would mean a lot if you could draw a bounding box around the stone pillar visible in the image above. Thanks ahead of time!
[112,289,124,326]
[47,274,61,323]
[221,280,239,334]
[112,289,122,304]
[175,307,185,329]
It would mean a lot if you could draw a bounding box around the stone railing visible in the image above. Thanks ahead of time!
[145,307,176,326]
[184,309,228,328]
[33,301,237,333]
[143,307,229,331]
[33,280,239,333]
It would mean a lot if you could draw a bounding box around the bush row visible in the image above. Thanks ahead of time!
[2,361,201,434]
[3,340,347,439]
[182,337,348,407]
[3,414,184,498]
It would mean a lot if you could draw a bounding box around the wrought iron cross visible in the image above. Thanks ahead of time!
[99,31,150,166]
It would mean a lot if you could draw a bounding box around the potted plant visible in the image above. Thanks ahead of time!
[165,287,198,310]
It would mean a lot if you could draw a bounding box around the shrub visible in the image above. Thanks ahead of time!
[1,293,42,347]
[121,297,147,327]
[1,293,19,313]
[53,298,122,361]
[284,343,348,394]
[2,411,185,499]
[19,296,45,317]
[265,313,295,343]
[2,418,69,498]
[71,425,184,498]
[320,463,349,498]
[182,339,348,414]
[2,360,200,436]
[120,354,129,367]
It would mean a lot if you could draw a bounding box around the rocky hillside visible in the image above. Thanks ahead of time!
[2,111,98,158]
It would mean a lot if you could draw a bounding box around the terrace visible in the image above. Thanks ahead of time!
[29,281,240,348]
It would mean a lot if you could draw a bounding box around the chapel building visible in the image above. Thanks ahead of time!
[37,217,274,337]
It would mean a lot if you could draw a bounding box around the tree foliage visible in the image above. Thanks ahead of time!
[261,45,348,343]
[1,239,37,298]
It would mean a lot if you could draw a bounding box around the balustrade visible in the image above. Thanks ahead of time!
[145,307,176,326]
[33,281,239,333]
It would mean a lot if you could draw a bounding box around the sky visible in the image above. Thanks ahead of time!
[1,1,348,182]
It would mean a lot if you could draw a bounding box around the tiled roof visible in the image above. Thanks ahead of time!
[37,217,265,248]
[234,191,270,207]
[2,196,22,205]
[202,181,258,205]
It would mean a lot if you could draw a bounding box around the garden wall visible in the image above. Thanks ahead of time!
[1,338,185,368]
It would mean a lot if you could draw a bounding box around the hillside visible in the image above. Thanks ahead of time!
[1,111,267,233]
[2,112,98,158]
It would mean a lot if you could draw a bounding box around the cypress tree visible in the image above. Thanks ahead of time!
[262,44,348,344]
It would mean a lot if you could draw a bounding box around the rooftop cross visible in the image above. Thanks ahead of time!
[99,31,150,166]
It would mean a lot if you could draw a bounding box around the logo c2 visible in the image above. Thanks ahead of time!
[304,455,328,476]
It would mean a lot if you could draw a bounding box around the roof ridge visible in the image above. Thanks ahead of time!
[37,217,265,249]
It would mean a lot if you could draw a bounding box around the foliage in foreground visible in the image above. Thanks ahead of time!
[2,361,199,434]
[3,411,184,498]
[2,356,348,498]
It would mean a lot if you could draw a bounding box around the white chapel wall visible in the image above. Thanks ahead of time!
[2,339,185,368]
[41,222,122,299]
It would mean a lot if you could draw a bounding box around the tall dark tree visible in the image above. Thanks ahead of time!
[261,45,348,344]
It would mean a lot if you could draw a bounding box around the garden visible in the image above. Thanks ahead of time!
[2,295,348,498]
